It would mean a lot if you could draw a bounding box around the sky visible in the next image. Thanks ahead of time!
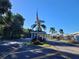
[10,0,79,34]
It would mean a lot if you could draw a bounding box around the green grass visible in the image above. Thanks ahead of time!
[22,41,32,46]
[60,40,71,43]
[38,42,50,46]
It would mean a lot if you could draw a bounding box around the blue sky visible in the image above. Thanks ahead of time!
[10,0,79,34]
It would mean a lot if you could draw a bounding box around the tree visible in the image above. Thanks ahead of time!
[31,20,46,31]
[0,0,12,28]
[0,0,25,39]
[0,0,12,39]
[50,27,57,34]
[0,0,12,27]
[31,12,46,32]
[0,0,11,14]
[0,16,4,37]
[2,11,13,39]
[22,28,34,38]
[2,13,25,39]
[59,29,64,35]
[49,27,57,39]
[9,14,25,39]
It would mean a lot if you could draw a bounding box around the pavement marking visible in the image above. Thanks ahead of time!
[1,42,78,59]
[54,46,79,55]
[2,47,46,59]
[39,45,71,59]
[31,52,59,59]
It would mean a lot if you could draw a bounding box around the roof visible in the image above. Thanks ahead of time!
[31,31,46,34]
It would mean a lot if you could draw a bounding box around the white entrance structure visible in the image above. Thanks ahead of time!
[31,11,46,39]
[31,31,46,39]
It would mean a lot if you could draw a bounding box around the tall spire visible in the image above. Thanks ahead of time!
[36,10,39,21]
[36,11,41,31]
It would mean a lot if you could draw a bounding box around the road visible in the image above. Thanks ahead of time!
[47,40,79,55]
[0,39,79,59]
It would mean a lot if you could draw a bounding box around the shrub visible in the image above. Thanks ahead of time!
[31,36,47,45]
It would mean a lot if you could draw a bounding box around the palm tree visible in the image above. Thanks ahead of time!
[49,27,57,39]
[59,29,64,35]
[59,29,64,40]
[31,12,46,32]
[50,27,57,34]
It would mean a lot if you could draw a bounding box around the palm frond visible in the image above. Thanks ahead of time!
[59,29,64,34]
[31,24,36,29]
[41,24,46,30]
[50,27,56,34]
[50,27,55,31]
